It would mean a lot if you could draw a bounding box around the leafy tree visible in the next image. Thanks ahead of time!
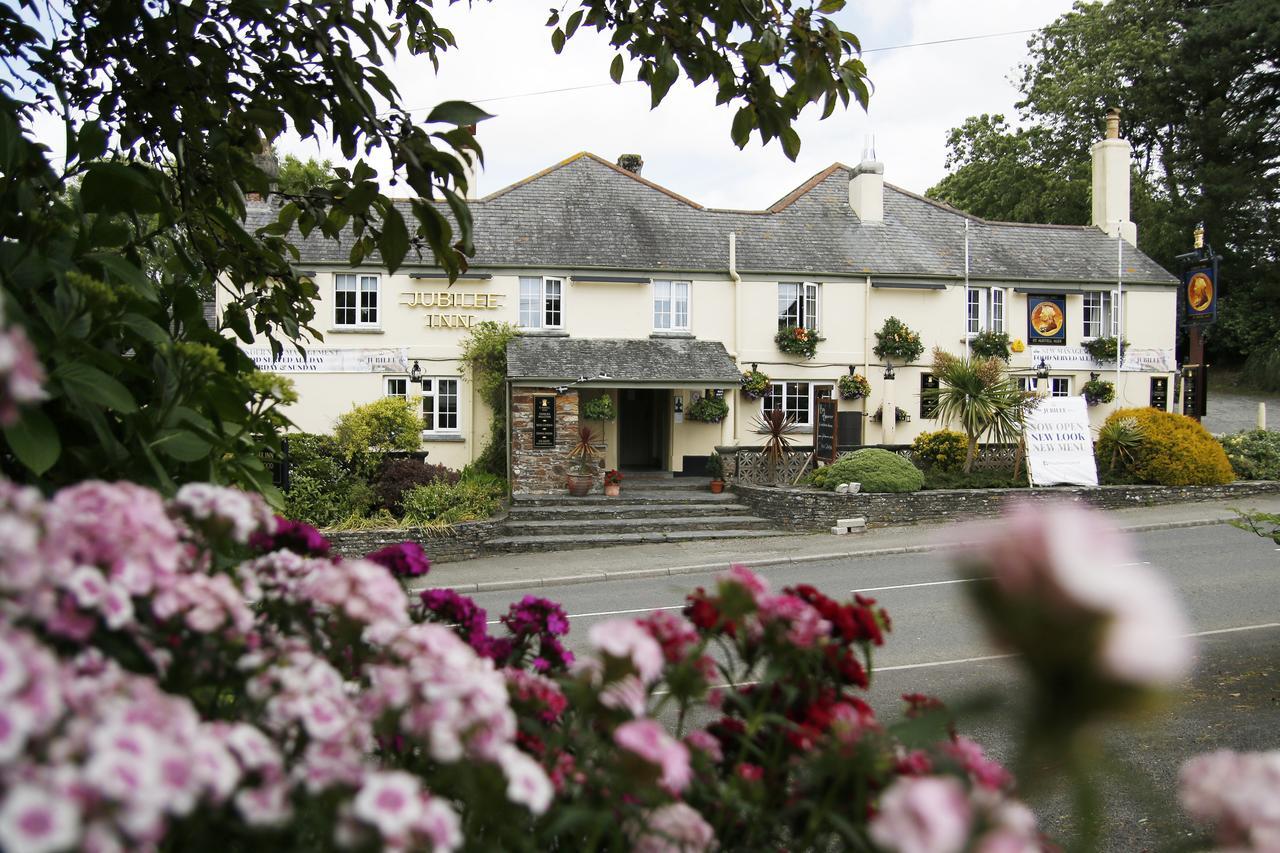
[924,349,1030,474]
[928,0,1280,365]
[275,154,336,196]
[334,397,423,459]
[0,0,871,494]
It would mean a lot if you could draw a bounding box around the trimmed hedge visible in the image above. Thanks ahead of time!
[911,429,968,472]
[809,448,924,493]
[1097,408,1234,486]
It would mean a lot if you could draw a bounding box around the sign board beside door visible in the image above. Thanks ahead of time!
[533,396,556,448]
[815,399,837,463]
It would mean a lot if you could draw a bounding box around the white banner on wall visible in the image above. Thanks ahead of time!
[1024,396,1099,487]
[1028,345,1174,373]
[240,347,410,374]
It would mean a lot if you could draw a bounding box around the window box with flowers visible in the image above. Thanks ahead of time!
[1082,336,1128,363]
[740,369,771,399]
[687,395,729,423]
[837,372,872,400]
[870,405,911,424]
[775,326,824,359]
[872,317,924,365]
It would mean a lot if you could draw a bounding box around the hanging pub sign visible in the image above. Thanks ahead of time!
[1027,295,1067,346]
[533,396,556,448]
[1181,261,1218,324]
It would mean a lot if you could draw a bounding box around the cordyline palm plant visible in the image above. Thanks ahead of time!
[925,348,1033,474]
[567,425,601,474]
[752,408,798,483]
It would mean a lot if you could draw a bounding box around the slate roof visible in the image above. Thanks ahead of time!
[506,337,741,385]
[247,153,1176,285]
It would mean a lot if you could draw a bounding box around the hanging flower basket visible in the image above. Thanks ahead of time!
[775,326,824,359]
[872,317,924,364]
[837,373,872,400]
[687,395,729,423]
[1083,336,1128,363]
[740,369,771,399]
[1082,378,1116,405]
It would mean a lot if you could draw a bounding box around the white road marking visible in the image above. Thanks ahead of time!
[1189,622,1280,637]
[486,604,683,626]
[852,577,991,594]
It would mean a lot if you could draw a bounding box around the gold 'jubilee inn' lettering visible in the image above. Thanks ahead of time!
[400,290,504,330]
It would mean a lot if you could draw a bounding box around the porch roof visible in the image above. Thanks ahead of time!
[506,336,741,387]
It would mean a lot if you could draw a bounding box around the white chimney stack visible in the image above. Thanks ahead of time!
[1091,108,1137,245]
[850,159,884,224]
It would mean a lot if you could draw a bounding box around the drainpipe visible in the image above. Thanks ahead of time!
[504,379,513,490]
[729,231,742,444]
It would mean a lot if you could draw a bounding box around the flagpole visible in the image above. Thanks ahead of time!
[1116,229,1123,402]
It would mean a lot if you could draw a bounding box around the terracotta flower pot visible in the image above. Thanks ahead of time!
[566,472,593,497]
[604,483,621,497]
[709,479,725,494]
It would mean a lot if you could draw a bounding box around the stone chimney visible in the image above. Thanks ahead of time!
[1090,107,1137,245]
[849,159,884,223]
[616,154,644,176]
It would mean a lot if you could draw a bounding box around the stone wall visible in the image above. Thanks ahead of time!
[511,388,586,494]
[735,480,1280,531]
[327,518,507,564]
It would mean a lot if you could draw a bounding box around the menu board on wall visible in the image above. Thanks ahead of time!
[815,400,837,463]
[533,396,556,449]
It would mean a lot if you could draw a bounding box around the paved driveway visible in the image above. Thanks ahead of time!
[1202,385,1279,434]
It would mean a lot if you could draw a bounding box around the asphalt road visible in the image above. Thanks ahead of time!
[468,522,1280,851]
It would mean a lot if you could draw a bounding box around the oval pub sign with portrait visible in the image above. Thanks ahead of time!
[1027,295,1067,346]
[1183,265,1217,323]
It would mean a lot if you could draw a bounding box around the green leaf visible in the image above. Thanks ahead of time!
[53,362,138,413]
[425,100,494,127]
[551,27,565,54]
[2,410,61,475]
[120,313,170,346]
[153,429,213,462]
[80,162,163,215]
[564,10,583,39]
[818,0,845,11]
[379,204,410,272]
[731,106,756,149]
[76,121,108,162]
[780,127,802,161]
[610,53,624,84]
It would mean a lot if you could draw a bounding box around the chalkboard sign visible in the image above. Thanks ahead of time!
[815,399,837,463]
[533,396,556,448]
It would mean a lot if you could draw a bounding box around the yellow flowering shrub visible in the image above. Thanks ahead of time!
[1097,407,1234,486]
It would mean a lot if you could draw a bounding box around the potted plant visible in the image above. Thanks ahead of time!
[740,369,771,399]
[775,325,824,359]
[1082,377,1116,405]
[751,409,798,484]
[603,468,623,497]
[687,394,730,423]
[565,425,600,496]
[580,393,616,421]
[705,453,725,493]
[837,372,871,400]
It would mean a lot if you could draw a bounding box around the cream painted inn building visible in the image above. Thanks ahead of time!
[223,116,1180,493]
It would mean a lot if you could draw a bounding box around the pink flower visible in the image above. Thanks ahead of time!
[497,745,554,815]
[684,729,723,763]
[632,802,716,852]
[0,784,81,853]
[759,593,830,647]
[172,484,275,544]
[638,610,699,662]
[869,776,972,853]
[0,325,48,426]
[614,719,691,794]
[953,502,1193,687]
[1179,749,1280,848]
[0,703,34,761]
[945,737,1012,791]
[600,674,648,717]
[353,771,425,841]
[415,797,462,852]
[588,618,664,683]
[721,564,770,604]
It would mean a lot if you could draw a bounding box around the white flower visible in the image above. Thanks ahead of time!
[0,641,27,696]
[353,771,425,840]
[0,784,82,853]
[0,703,34,762]
[869,776,972,853]
[415,797,463,852]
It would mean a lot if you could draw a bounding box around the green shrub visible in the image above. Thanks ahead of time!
[373,459,460,514]
[334,397,422,459]
[580,393,616,421]
[911,430,968,472]
[1218,430,1280,480]
[401,476,507,525]
[809,448,924,493]
[282,433,376,527]
[1096,407,1234,486]
[1241,340,1280,392]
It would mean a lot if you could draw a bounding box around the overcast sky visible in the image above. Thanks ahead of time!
[270,0,1083,210]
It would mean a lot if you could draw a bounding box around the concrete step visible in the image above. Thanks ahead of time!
[508,502,755,521]
[512,490,734,506]
[502,515,772,534]
[615,476,712,490]
[484,528,791,553]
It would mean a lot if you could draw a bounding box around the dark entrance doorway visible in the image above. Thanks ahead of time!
[618,388,669,470]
